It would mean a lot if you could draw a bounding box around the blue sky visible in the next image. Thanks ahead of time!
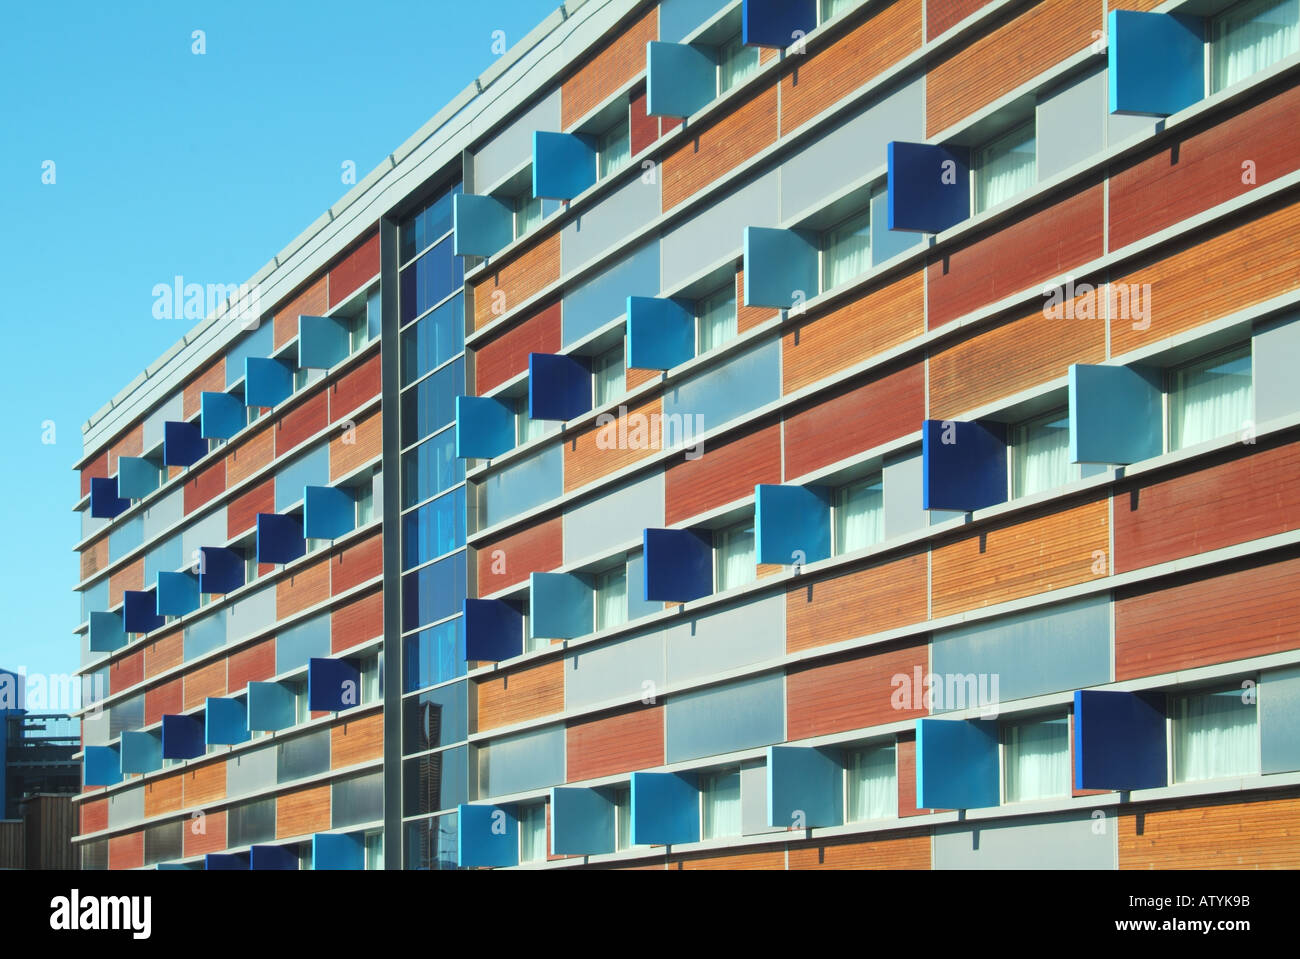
[0,0,560,702]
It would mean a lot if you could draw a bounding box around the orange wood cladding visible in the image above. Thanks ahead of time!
[110,650,143,695]
[662,84,778,211]
[227,637,275,694]
[735,269,776,335]
[782,362,924,479]
[785,550,928,652]
[1114,435,1300,574]
[561,6,657,129]
[472,233,561,331]
[565,703,664,782]
[332,590,383,653]
[182,357,226,419]
[277,784,331,839]
[227,478,275,539]
[897,733,945,817]
[788,829,932,868]
[274,275,328,350]
[476,516,564,594]
[664,419,781,525]
[183,658,227,711]
[780,0,922,134]
[182,761,226,807]
[1110,195,1300,357]
[626,366,660,390]
[108,557,143,610]
[1110,85,1300,250]
[926,182,1105,330]
[80,797,108,834]
[80,536,108,580]
[782,270,925,394]
[786,638,929,740]
[109,832,144,870]
[332,533,383,595]
[1119,794,1300,868]
[276,556,331,619]
[225,423,274,486]
[81,450,108,497]
[144,677,183,726]
[184,810,227,858]
[672,848,788,870]
[183,458,226,514]
[1115,552,1300,681]
[1109,0,1163,11]
[329,353,382,422]
[563,396,663,493]
[328,232,380,308]
[476,659,565,732]
[474,300,562,395]
[144,774,183,818]
[108,423,143,474]
[928,293,1105,420]
[927,0,994,38]
[926,0,1099,137]
[274,392,329,458]
[931,496,1109,617]
[143,630,183,678]
[330,409,381,480]
[331,712,384,768]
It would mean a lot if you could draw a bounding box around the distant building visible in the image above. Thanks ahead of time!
[1,669,79,868]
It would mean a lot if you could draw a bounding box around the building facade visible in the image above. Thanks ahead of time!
[72,0,1300,869]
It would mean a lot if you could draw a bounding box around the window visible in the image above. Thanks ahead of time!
[614,785,632,851]
[523,608,549,654]
[718,33,760,94]
[349,312,369,353]
[592,344,625,407]
[974,121,1036,214]
[515,395,547,446]
[515,193,543,239]
[699,767,741,839]
[1173,686,1259,783]
[714,521,755,592]
[696,283,737,354]
[360,653,382,704]
[1011,409,1074,498]
[355,478,376,526]
[598,117,631,180]
[1003,715,1070,802]
[833,475,884,555]
[821,0,855,21]
[518,802,548,862]
[821,206,871,291]
[365,830,384,870]
[593,564,627,632]
[845,744,897,821]
[244,548,259,585]
[288,679,309,727]
[1212,0,1300,92]
[293,366,310,392]
[1167,344,1253,451]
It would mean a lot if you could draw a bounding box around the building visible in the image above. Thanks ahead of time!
[71,0,1300,870]
[1,670,79,868]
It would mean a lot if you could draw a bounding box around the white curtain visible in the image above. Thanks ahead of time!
[1213,0,1300,91]
[1175,689,1259,782]
[519,804,547,862]
[719,36,759,93]
[835,478,884,554]
[697,286,737,353]
[823,209,872,290]
[821,0,855,21]
[847,745,897,821]
[595,566,627,631]
[702,769,742,839]
[599,123,631,179]
[1005,716,1069,802]
[515,194,542,238]
[1169,347,1253,449]
[593,346,625,407]
[715,525,755,591]
[1014,412,1071,498]
[615,788,632,850]
[977,124,1037,213]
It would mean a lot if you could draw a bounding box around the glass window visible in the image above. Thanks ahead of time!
[401,429,463,508]
[714,521,756,592]
[401,294,464,383]
[244,547,259,585]
[845,744,897,821]
[403,619,465,693]
[143,821,183,866]
[1011,409,1073,498]
[833,475,884,555]
[1212,0,1300,92]
[718,33,760,94]
[697,283,737,354]
[403,680,468,753]
[400,236,464,325]
[598,117,631,179]
[277,728,331,783]
[592,345,625,407]
[403,486,466,569]
[1173,686,1259,783]
[821,206,871,291]
[594,564,628,632]
[349,311,369,353]
[227,798,276,847]
[332,771,383,828]
[614,785,632,851]
[974,121,1037,214]
[365,831,384,870]
[519,802,548,863]
[515,395,548,446]
[821,0,855,21]
[515,193,543,239]
[1167,344,1253,451]
[355,478,376,527]
[405,812,459,870]
[1003,715,1070,802]
[523,608,550,654]
[361,652,382,705]
[700,767,742,839]
[403,745,469,816]
[401,358,464,448]
[399,184,459,263]
[401,552,467,631]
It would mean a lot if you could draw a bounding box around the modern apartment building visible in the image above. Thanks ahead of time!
[72,0,1300,870]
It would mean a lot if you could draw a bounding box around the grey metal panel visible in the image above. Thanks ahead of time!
[483,444,563,527]
[1105,68,1156,146]
[474,88,562,193]
[740,759,783,835]
[274,442,331,511]
[882,449,925,540]
[1254,311,1300,423]
[82,709,110,747]
[108,785,145,828]
[181,507,228,567]
[565,629,666,711]
[624,550,661,621]
[563,470,666,564]
[225,583,277,642]
[661,171,779,292]
[1262,664,1300,774]
[934,810,1117,869]
[664,593,785,686]
[226,742,278,797]
[142,488,184,542]
[184,612,226,662]
[661,337,780,429]
[660,0,731,42]
[665,672,785,763]
[480,724,565,798]
[275,613,332,675]
[82,578,109,620]
[930,595,1112,712]
[561,240,661,345]
[780,76,924,220]
[108,515,144,563]
[1037,66,1106,182]
[142,393,183,452]
[871,185,923,265]
[563,177,662,273]
[81,506,108,540]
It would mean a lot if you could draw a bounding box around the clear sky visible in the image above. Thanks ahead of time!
[0,0,561,706]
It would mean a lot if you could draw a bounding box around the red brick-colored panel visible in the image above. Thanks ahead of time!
[227,478,275,540]
[897,733,944,817]
[273,275,329,350]
[184,810,227,858]
[183,658,227,711]
[786,551,929,653]
[927,0,994,39]
[328,232,380,308]
[329,352,382,422]
[786,638,928,740]
[183,459,226,515]
[664,419,780,525]
[144,677,183,726]
[561,7,658,129]
[108,423,143,476]
[629,88,658,155]
[81,450,109,498]
[108,831,144,870]
[332,590,383,654]
[108,557,144,610]
[80,797,108,834]
[735,268,776,335]
[227,638,275,694]
[80,536,109,581]
[663,84,778,211]
[110,650,144,695]
[274,392,329,458]
[473,300,562,396]
[276,556,331,619]
[225,424,274,487]
[471,233,562,331]
[183,358,227,419]
[564,397,663,493]
[331,531,383,595]
[565,703,664,783]
[475,516,564,595]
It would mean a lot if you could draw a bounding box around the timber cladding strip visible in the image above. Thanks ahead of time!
[1118,793,1300,868]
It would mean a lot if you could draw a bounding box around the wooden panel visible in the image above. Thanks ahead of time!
[565,703,664,782]
[108,831,143,870]
[80,536,108,581]
[673,848,787,870]
[626,366,660,390]
[928,292,1105,419]
[276,783,331,839]
[332,589,383,653]
[1115,436,1300,574]
[108,557,143,610]
[331,712,384,768]
[225,423,274,487]
[471,232,561,331]
[276,555,331,619]
[328,232,380,308]
[1110,0,1161,8]
[897,733,944,816]
[227,638,275,694]
[144,774,183,818]
[329,353,382,422]
[227,477,275,540]
[182,458,225,515]
[786,551,928,653]
[782,363,924,479]
[476,660,565,732]
[781,0,923,133]
[183,658,227,711]
[109,649,143,695]
[80,797,108,834]
[662,84,778,211]
[183,810,227,858]
[563,396,663,492]
[108,423,143,475]
[182,357,226,419]
[926,182,1105,330]
[734,268,775,335]
[629,87,658,156]
[1119,794,1300,869]
[931,496,1110,617]
[473,300,562,395]
[274,392,329,457]
[927,0,1099,136]
[475,516,564,594]
[81,450,108,498]
[927,0,993,38]
[561,7,657,128]
[788,829,931,868]
[786,638,929,740]
[1110,195,1300,357]
[183,761,226,807]
[144,629,183,678]
[1115,552,1300,681]
[664,419,781,525]
[330,409,381,480]
[144,677,183,726]
[782,270,925,394]
[273,275,328,350]
[331,532,383,595]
